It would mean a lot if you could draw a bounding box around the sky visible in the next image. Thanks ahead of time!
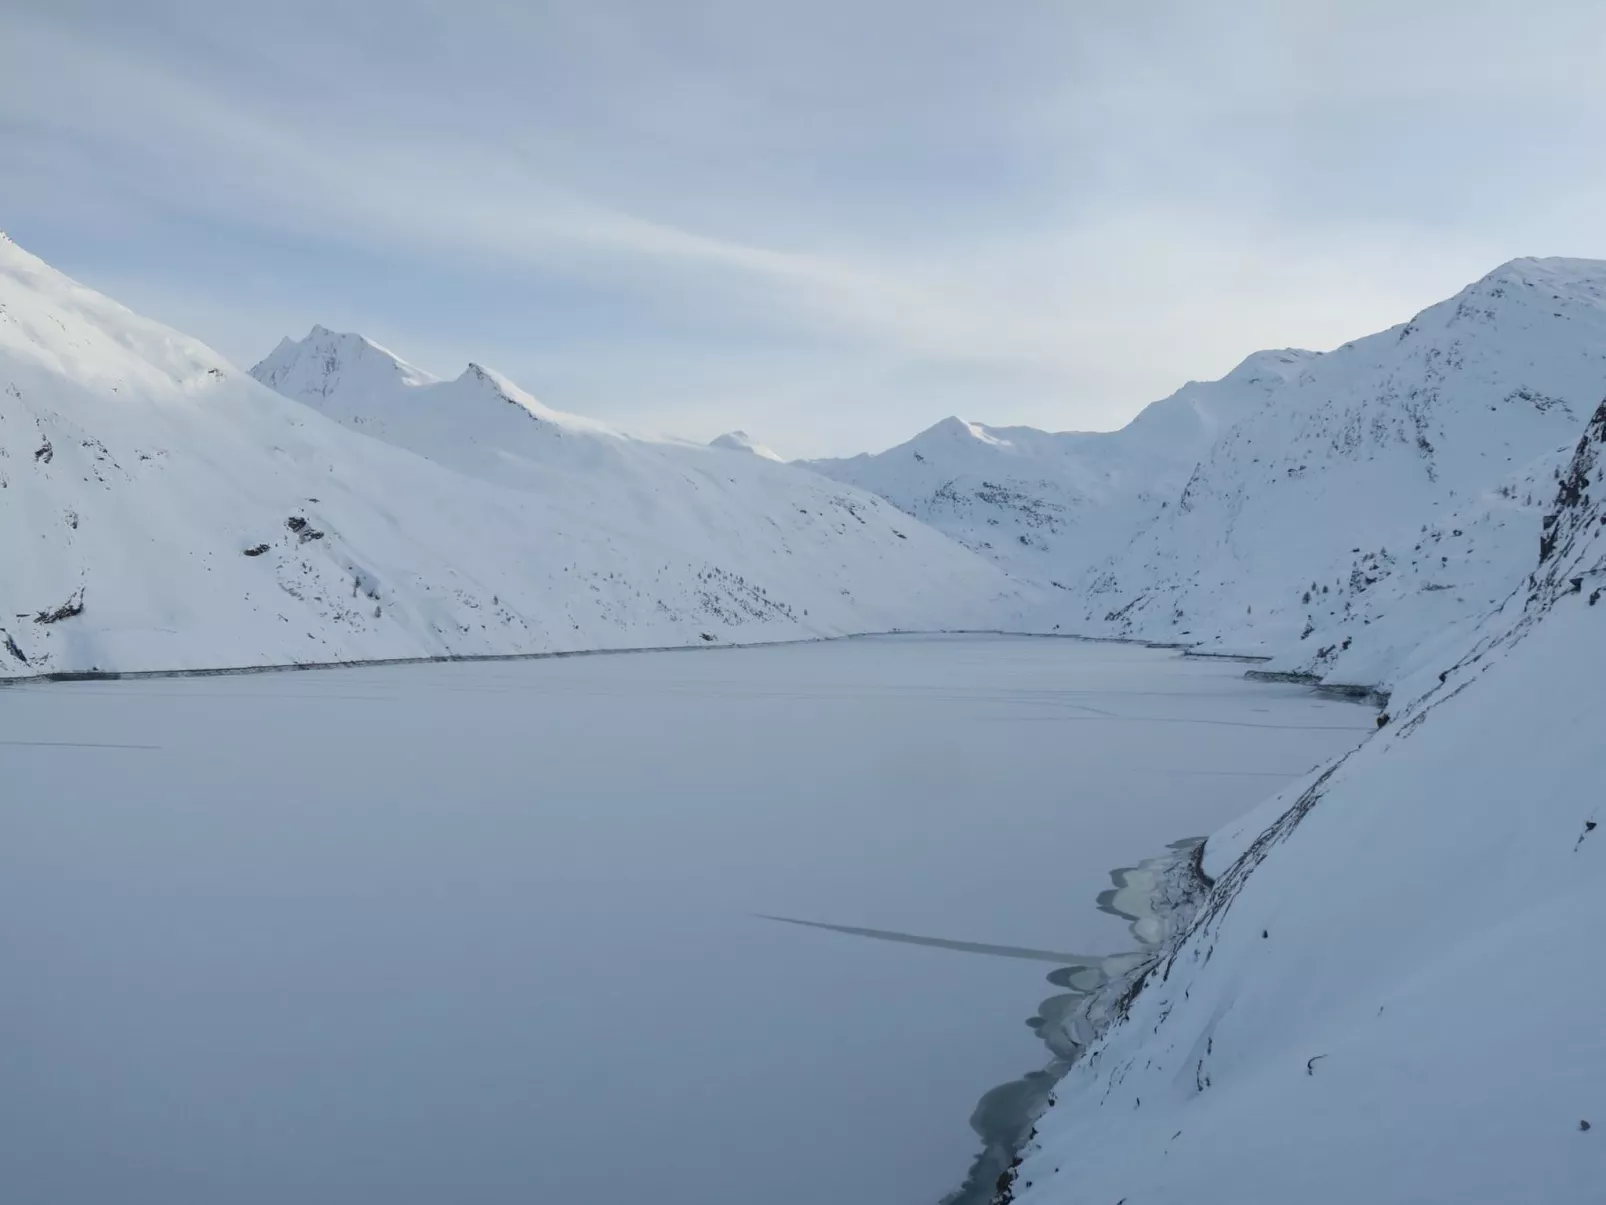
[3,1,1605,458]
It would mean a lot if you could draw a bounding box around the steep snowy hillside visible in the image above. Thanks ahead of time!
[710,430,784,461]
[0,235,1017,677]
[1000,398,1606,1205]
[1078,258,1606,687]
[1252,440,1573,689]
[807,351,1313,588]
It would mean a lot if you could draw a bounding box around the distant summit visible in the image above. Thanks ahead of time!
[710,430,784,461]
[250,326,437,399]
[0,234,1014,677]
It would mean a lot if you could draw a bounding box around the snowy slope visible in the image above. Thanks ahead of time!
[1075,258,1606,687]
[807,351,1314,589]
[710,429,784,461]
[1000,398,1606,1205]
[0,234,1018,677]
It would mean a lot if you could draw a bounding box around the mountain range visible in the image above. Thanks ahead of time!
[6,230,1605,1205]
[808,257,1606,691]
[0,234,1015,678]
[11,231,1604,703]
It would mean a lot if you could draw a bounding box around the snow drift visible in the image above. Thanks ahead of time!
[0,234,1018,677]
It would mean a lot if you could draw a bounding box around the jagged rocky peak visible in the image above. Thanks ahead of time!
[709,431,784,461]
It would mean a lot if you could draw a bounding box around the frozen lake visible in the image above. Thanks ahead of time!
[1,635,1372,1205]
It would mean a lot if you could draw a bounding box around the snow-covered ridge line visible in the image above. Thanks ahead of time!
[806,349,1318,593]
[1,236,1022,678]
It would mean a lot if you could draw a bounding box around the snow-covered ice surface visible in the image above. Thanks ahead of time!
[0,636,1370,1205]
[0,234,1018,679]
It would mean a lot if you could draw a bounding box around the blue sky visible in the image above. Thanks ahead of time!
[4,0,1605,456]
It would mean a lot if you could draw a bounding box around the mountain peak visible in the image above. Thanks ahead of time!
[1389,255,1606,342]
[1440,256,1606,314]
[1221,347,1320,386]
[920,416,1010,447]
[1478,255,1606,287]
[710,430,784,461]
[457,361,505,388]
[454,361,533,407]
[249,325,437,398]
[444,361,622,435]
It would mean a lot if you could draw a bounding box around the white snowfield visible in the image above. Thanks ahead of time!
[1006,403,1606,1205]
[0,234,1018,678]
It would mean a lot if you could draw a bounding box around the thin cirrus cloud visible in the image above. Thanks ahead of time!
[3,1,1605,457]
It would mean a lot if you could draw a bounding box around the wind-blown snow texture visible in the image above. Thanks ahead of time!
[999,402,1606,1204]
[0,234,1016,677]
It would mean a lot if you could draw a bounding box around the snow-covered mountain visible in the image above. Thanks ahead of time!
[807,350,1314,589]
[0,235,1018,677]
[1000,396,1606,1205]
[1073,257,1606,688]
[709,429,784,461]
[814,258,1606,691]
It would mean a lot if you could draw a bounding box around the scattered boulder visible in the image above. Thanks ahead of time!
[285,516,325,543]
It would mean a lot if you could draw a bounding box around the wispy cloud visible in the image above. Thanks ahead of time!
[4,1,1605,455]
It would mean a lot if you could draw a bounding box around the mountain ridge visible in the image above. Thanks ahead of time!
[806,346,1315,591]
[0,236,1019,678]
[809,256,1606,689]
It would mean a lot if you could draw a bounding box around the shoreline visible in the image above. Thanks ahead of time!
[0,626,1303,688]
[942,839,1216,1205]
[961,675,1381,1204]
